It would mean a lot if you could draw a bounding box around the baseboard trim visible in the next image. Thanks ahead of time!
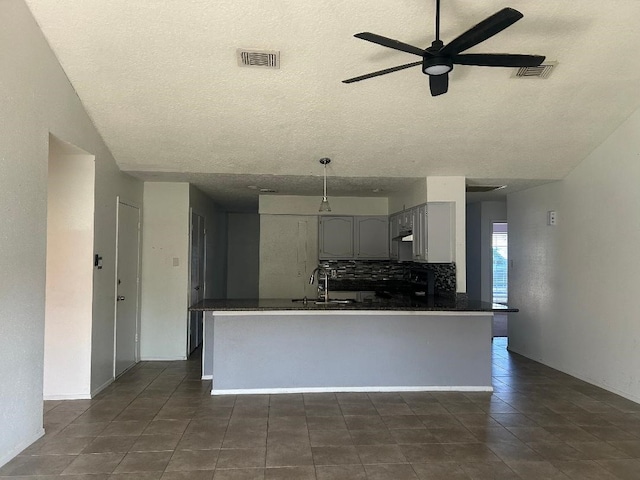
[201,375,213,380]
[0,427,45,468]
[43,393,92,401]
[507,345,640,405]
[212,385,493,396]
[139,356,187,361]
[91,377,114,398]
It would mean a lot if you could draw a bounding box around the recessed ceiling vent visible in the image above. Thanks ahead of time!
[237,49,280,69]
[466,185,506,193]
[514,62,557,79]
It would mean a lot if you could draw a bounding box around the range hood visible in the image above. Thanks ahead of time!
[392,230,413,242]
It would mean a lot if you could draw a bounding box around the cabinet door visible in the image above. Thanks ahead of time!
[355,216,389,259]
[401,210,413,230]
[426,202,455,263]
[319,216,354,259]
[389,213,401,259]
[412,206,425,261]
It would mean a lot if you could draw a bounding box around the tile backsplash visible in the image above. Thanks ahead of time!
[318,260,456,296]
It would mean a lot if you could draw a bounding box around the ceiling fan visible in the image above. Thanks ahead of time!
[343,0,545,96]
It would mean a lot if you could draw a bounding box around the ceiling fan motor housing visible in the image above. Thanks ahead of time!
[422,56,453,76]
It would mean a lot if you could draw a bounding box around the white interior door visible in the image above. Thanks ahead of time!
[188,211,206,355]
[115,201,140,377]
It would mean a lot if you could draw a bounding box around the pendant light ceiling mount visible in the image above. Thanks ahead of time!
[319,157,332,212]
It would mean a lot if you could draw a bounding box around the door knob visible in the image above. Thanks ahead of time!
[117,295,126,301]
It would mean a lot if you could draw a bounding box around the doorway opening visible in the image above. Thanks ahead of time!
[44,135,95,399]
[492,222,508,337]
[188,211,206,357]
[114,200,141,378]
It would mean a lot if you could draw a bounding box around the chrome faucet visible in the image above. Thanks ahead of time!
[309,266,329,302]
[309,267,321,285]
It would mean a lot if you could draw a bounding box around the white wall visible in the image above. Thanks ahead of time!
[227,213,260,299]
[508,107,640,402]
[388,179,427,214]
[0,0,143,467]
[140,183,228,359]
[140,183,190,360]
[427,177,466,293]
[44,138,95,399]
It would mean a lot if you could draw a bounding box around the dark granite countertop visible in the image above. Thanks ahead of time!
[189,296,518,313]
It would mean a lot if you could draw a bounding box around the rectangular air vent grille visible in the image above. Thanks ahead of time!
[237,49,280,69]
[515,62,556,79]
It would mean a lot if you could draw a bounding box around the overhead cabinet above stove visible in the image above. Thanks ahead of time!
[319,216,389,260]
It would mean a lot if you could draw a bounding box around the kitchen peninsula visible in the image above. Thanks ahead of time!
[190,297,516,396]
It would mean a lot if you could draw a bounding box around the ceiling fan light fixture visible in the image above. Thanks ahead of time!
[318,158,332,212]
[423,57,453,76]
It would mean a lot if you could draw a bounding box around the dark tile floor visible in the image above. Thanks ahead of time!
[2,338,640,479]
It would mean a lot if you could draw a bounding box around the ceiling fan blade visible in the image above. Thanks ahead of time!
[342,61,422,84]
[429,73,449,96]
[453,53,545,67]
[354,32,426,57]
[440,8,523,56]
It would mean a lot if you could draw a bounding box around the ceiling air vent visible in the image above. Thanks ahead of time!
[466,185,506,193]
[237,49,280,69]
[514,62,557,79]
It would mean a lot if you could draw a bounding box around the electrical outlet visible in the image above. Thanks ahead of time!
[547,211,557,226]
[331,269,337,279]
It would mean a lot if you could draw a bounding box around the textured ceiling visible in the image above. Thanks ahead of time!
[24,0,640,210]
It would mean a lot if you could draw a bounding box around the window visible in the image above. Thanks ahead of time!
[492,223,508,303]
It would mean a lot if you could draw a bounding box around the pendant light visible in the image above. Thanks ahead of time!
[318,158,332,212]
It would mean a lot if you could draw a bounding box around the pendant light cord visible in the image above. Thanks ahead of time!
[435,0,441,42]
[323,164,328,199]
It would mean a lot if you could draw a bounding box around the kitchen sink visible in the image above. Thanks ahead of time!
[291,298,358,305]
[315,299,358,304]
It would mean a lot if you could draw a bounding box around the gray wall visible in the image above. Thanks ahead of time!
[466,203,482,301]
[226,213,260,299]
[465,201,507,302]
[0,0,143,466]
[190,185,228,299]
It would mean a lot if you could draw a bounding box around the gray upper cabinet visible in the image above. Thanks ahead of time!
[401,209,413,231]
[389,202,455,263]
[319,216,389,260]
[355,216,389,259]
[389,213,401,259]
[425,202,455,263]
[413,205,426,261]
[318,216,354,259]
